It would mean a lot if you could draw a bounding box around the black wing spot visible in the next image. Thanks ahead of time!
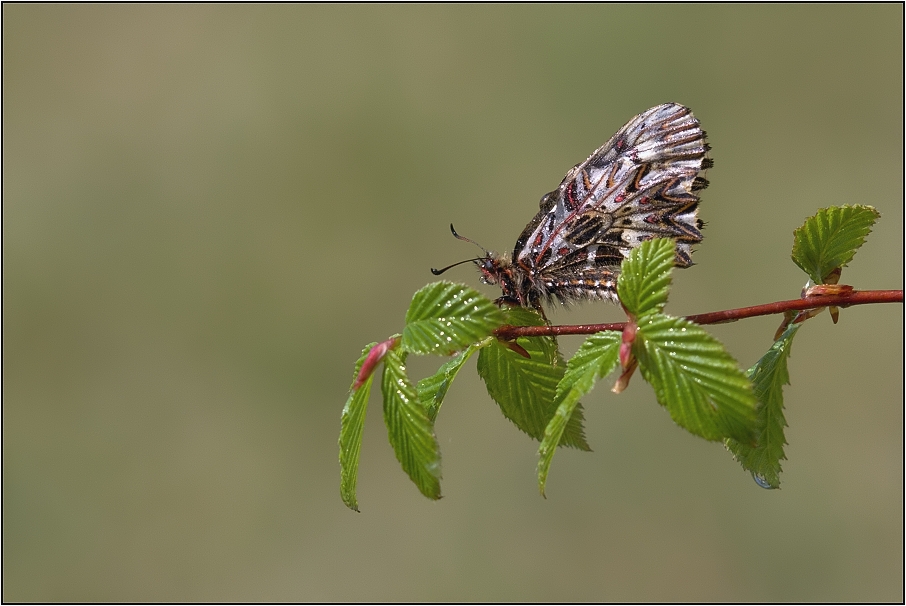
[701,158,714,170]
[601,230,624,243]
[594,245,623,267]
[691,177,709,191]
[564,214,606,247]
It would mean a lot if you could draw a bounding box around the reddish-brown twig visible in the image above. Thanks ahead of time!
[493,289,903,340]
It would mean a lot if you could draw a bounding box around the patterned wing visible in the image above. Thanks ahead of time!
[512,103,710,302]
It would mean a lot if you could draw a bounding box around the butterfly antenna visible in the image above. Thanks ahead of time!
[449,224,489,255]
[430,257,483,275]
[430,224,489,275]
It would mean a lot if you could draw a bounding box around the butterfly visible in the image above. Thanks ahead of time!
[432,103,711,313]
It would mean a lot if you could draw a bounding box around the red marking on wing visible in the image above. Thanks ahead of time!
[565,181,577,210]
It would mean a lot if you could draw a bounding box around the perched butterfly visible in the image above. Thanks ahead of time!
[432,103,711,312]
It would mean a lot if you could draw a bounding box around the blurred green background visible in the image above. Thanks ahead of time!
[3,4,902,601]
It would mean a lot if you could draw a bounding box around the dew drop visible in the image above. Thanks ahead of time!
[753,473,776,489]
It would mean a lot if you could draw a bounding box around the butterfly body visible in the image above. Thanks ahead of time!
[476,103,711,311]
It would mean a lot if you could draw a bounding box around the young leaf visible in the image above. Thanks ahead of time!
[501,306,547,327]
[616,237,675,318]
[791,205,880,284]
[538,331,621,495]
[635,314,758,443]
[381,349,442,500]
[726,323,801,488]
[352,335,401,389]
[340,342,378,511]
[402,282,505,355]
[417,341,486,423]
[504,307,591,450]
[477,331,591,451]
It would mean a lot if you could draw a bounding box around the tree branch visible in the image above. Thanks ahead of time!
[493,289,903,340]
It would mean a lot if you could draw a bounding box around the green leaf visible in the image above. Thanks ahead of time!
[791,205,880,283]
[538,331,621,495]
[726,323,801,489]
[616,237,675,318]
[417,341,485,423]
[477,330,591,451]
[501,306,547,327]
[635,314,757,443]
[381,349,442,500]
[339,342,378,511]
[402,282,505,355]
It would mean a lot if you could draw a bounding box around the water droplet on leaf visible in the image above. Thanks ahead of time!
[753,474,776,489]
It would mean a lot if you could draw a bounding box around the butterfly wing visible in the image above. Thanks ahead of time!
[513,103,710,303]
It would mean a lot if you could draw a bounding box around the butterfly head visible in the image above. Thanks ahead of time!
[430,224,527,306]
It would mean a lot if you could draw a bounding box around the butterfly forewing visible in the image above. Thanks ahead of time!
[509,103,710,307]
[451,103,710,311]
